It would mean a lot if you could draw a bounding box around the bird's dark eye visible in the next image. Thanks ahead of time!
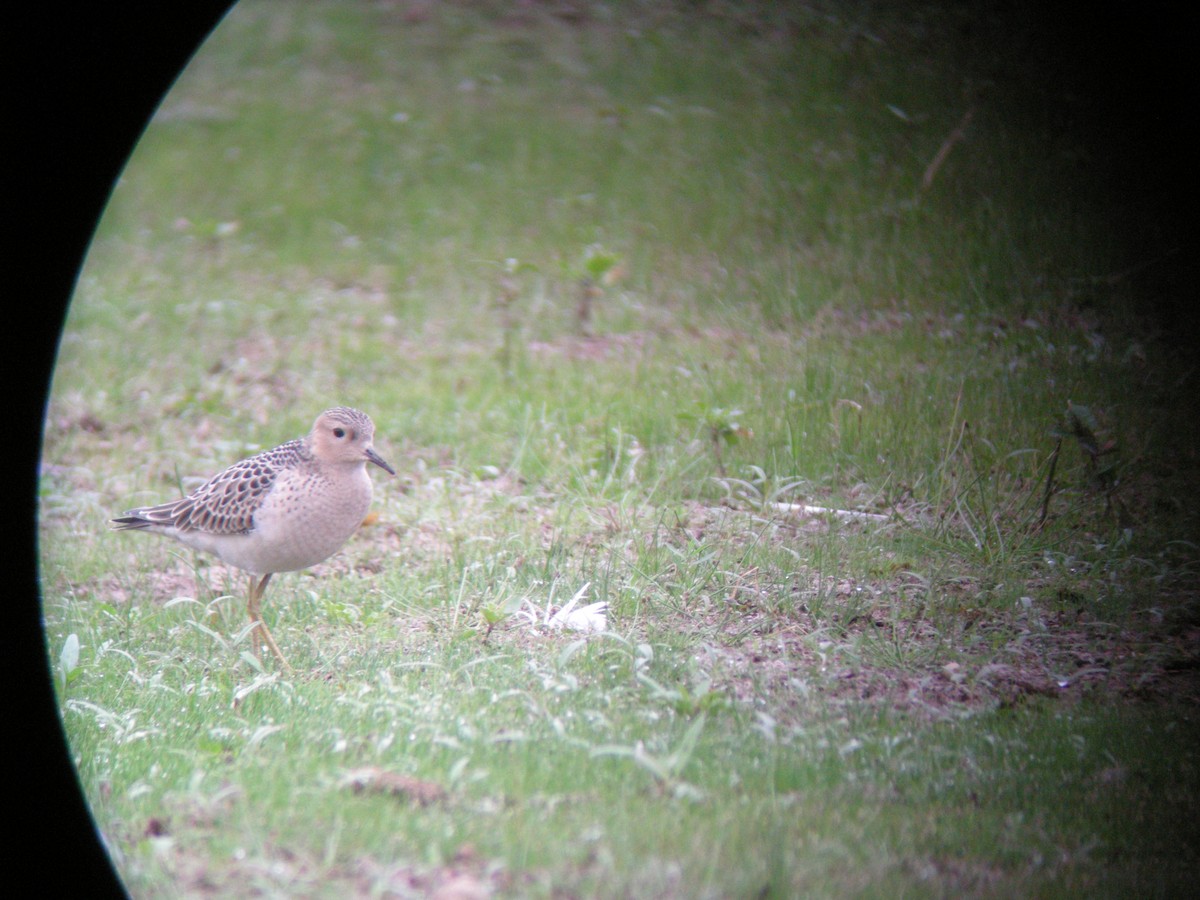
[333,427,346,439]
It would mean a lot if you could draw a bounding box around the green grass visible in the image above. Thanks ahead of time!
[41,1,1199,896]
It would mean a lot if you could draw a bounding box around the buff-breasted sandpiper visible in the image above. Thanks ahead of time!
[111,407,395,670]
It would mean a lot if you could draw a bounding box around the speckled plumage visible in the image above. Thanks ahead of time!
[111,407,395,669]
[118,438,306,536]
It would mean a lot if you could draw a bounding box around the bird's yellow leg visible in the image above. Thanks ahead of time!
[247,573,292,672]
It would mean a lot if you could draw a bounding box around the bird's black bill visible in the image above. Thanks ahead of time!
[366,448,396,475]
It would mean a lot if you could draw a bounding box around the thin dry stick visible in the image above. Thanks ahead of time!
[921,107,974,191]
[1038,438,1062,530]
[770,503,895,523]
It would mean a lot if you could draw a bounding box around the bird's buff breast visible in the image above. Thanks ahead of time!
[212,471,373,574]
